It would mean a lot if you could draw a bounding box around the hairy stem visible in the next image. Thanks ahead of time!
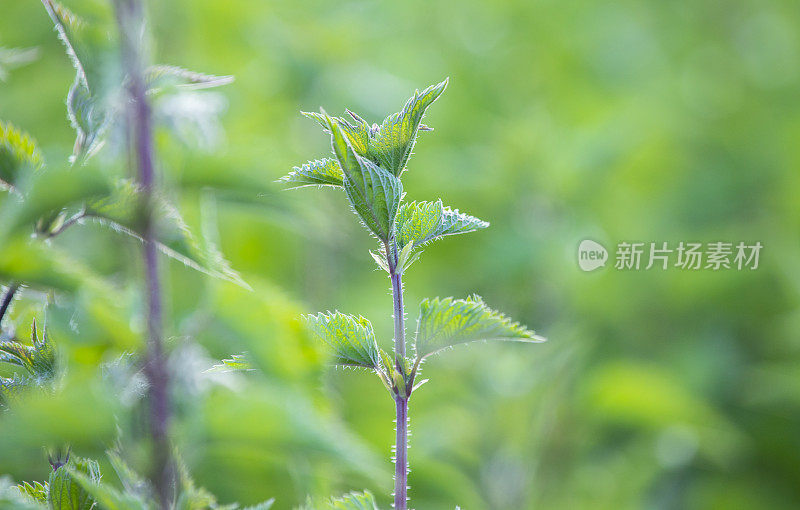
[394,396,409,510]
[390,271,406,360]
[115,0,174,506]
[0,282,20,329]
[387,241,409,509]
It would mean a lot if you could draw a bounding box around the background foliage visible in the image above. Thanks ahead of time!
[1,0,799,508]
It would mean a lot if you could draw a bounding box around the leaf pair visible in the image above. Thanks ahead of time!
[303,296,542,373]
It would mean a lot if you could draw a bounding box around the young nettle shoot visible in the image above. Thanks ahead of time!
[280,79,545,509]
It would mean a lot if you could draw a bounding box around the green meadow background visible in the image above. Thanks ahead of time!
[2,0,799,508]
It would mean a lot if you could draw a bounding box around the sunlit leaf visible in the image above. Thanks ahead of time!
[16,480,49,504]
[367,78,448,175]
[326,115,402,241]
[302,312,381,370]
[414,295,544,359]
[279,158,344,188]
[304,79,448,176]
[207,353,254,373]
[297,490,380,510]
[395,200,489,251]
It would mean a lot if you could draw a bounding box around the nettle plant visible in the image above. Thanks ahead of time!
[280,79,545,509]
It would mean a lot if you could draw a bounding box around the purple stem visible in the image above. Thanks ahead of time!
[114,0,173,506]
[387,242,409,509]
[394,395,409,510]
[0,283,20,329]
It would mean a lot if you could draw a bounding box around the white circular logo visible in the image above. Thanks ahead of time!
[578,239,608,272]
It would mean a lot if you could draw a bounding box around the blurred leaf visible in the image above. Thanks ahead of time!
[49,456,101,510]
[0,477,47,509]
[206,353,253,373]
[302,312,380,370]
[0,319,57,385]
[145,65,233,94]
[17,480,49,503]
[0,237,92,292]
[40,0,116,98]
[67,75,109,162]
[413,295,544,360]
[0,46,39,82]
[0,159,109,240]
[278,158,344,189]
[84,180,247,287]
[0,121,42,191]
[67,467,148,510]
[325,115,402,241]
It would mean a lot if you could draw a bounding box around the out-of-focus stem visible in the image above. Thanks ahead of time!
[114,0,173,506]
[0,282,20,329]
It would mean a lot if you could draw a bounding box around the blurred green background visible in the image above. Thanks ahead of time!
[2,0,800,508]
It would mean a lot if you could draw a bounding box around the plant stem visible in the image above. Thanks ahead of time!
[0,282,20,329]
[394,395,409,510]
[387,241,409,509]
[115,0,173,506]
[390,271,406,360]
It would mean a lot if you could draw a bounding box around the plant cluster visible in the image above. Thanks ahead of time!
[0,0,544,509]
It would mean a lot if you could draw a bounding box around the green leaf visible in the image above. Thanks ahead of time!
[48,456,101,510]
[325,115,402,241]
[0,121,42,190]
[145,64,234,93]
[302,111,370,156]
[0,319,57,383]
[278,158,344,188]
[41,0,116,97]
[0,46,39,82]
[296,490,380,510]
[395,200,489,251]
[366,78,448,175]
[302,312,381,370]
[414,295,544,359]
[437,206,490,238]
[66,467,148,510]
[206,353,254,373]
[84,180,248,288]
[0,477,47,509]
[395,200,443,249]
[304,79,448,176]
[67,76,109,162]
[16,481,49,504]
